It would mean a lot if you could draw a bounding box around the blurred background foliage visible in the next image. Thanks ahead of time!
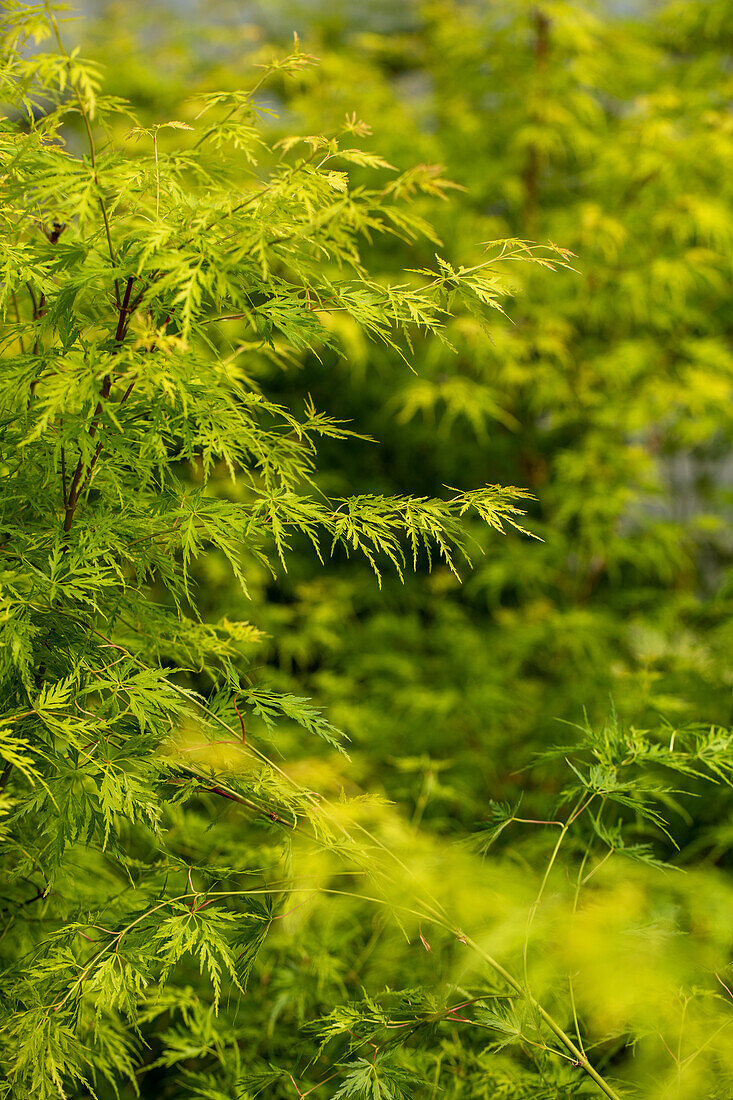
[53,0,733,1095]
[81,0,733,821]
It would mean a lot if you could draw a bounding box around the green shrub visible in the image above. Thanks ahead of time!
[1,4,732,1099]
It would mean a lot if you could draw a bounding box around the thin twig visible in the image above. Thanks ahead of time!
[44,3,117,274]
[63,276,135,532]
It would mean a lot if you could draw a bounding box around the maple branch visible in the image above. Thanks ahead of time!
[63,276,135,532]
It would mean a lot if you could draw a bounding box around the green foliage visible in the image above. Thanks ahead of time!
[2,2,733,1099]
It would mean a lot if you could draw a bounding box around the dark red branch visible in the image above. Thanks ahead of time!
[233,695,246,745]
[63,276,135,533]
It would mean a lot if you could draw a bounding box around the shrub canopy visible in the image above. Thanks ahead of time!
[1,2,732,1099]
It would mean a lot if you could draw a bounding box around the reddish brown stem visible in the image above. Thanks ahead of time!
[233,694,246,745]
[63,276,135,532]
